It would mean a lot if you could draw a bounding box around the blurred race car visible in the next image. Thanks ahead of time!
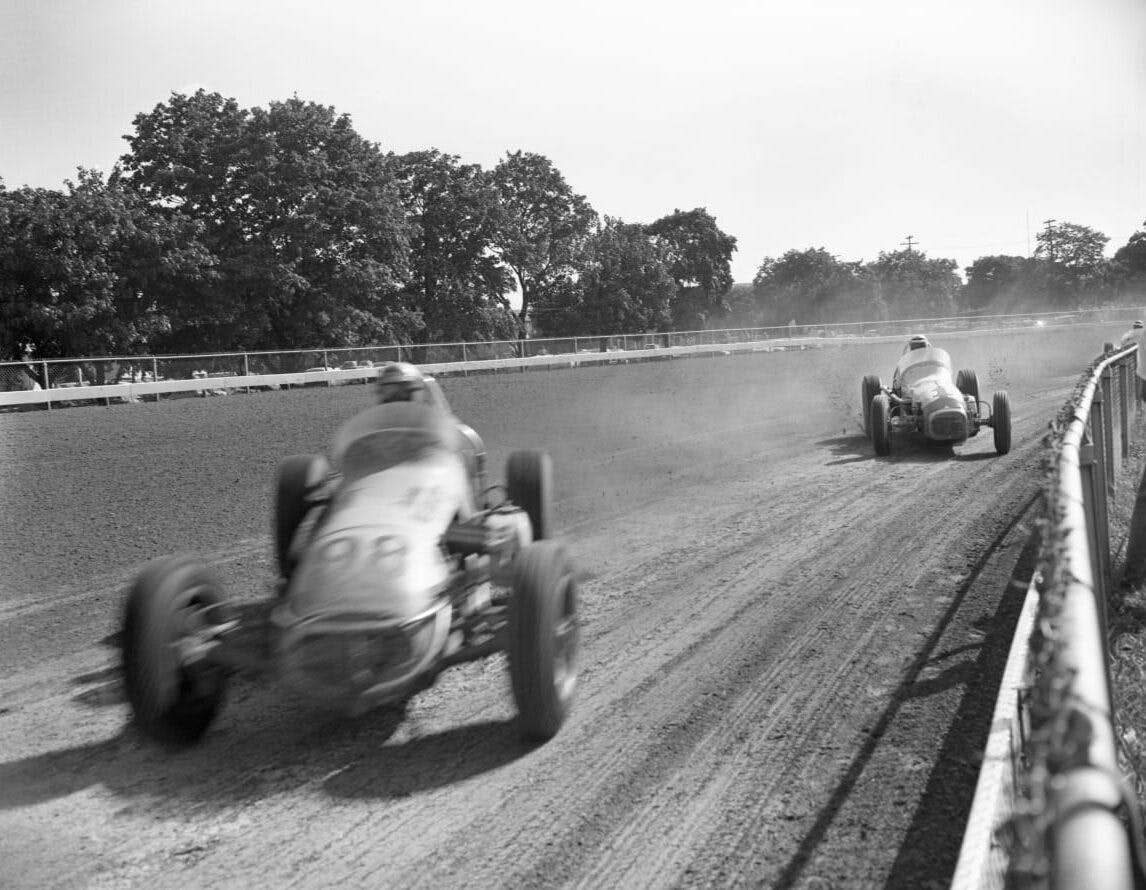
[861,335,1012,456]
[120,373,578,746]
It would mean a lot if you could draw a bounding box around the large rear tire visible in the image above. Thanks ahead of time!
[956,369,980,404]
[508,542,579,741]
[993,391,1012,455]
[870,393,892,456]
[506,450,553,541]
[122,556,229,746]
[861,375,882,437]
[274,454,330,580]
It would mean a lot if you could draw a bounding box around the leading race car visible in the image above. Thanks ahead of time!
[861,335,1012,457]
[120,370,579,747]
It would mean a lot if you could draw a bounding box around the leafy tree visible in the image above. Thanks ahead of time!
[722,282,757,325]
[120,90,415,351]
[1036,221,1108,271]
[961,255,1032,312]
[531,218,675,337]
[0,169,210,363]
[645,208,737,329]
[490,151,596,333]
[1034,220,1111,306]
[863,249,961,319]
[390,149,515,342]
[1113,222,1146,300]
[750,247,868,326]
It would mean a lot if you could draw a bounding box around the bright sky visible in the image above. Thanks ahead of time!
[2,0,1144,283]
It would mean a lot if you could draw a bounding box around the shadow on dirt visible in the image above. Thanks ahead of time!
[767,495,1039,890]
[322,719,531,800]
[818,435,972,466]
[818,435,873,465]
[954,450,1003,463]
[0,679,529,812]
[882,546,1038,887]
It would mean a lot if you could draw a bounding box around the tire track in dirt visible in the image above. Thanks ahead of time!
[505,440,1046,890]
[376,422,1050,889]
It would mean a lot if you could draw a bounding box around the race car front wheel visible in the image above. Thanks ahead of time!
[122,555,229,746]
[861,375,882,437]
[507,450,553,541]
[870,393,892,456]
[275,453,330,580]
[956,369,980,405]
[508,541,578,741]
[993,391,1012,455]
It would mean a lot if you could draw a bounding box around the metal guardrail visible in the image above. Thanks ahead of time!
[955,342,1143,889]
[1036,343,1139,890]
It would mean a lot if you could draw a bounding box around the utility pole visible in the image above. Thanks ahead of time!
[1042,219,1057,262]
[901,234,917,253]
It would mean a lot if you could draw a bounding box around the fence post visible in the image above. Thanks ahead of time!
[573,337,578,354]
[1120,362,1131,461]
[41,361,51,411]
[1102,369,1115,487]
[1081,432,1113,641]
[322,349,329,370]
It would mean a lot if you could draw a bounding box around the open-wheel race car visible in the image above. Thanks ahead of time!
[861,335,1012,457]
[120,375,579,746]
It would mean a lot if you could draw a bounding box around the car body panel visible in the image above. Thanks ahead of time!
[891,346,971,442]
[272,402,477,711]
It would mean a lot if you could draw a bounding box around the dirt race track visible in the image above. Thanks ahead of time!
[0,325,1128,889]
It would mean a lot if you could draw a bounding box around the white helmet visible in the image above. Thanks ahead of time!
[376,362,426,404]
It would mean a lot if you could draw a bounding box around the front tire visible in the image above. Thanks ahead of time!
[506,450,553,541]
[993,391,1012,455]
[122,556,229,746]
[870,394,892,456]
[274,454,330,580]
[861,375,882,436]
[956,369,980,404]
[508,542,579,741]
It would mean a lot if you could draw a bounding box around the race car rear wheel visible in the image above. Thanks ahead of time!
[122,555,229,746]
[275,453,330,580]
[507,450,553,541]
[956,369,980,404]
[993,391,1012,455]
[508,541,579,741]
[870,393,892,456]
[861,375,882,436]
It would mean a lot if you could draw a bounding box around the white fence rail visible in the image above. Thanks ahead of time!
[4,308,1141,409]
[955,342,1143,888]
[0,336,819,409]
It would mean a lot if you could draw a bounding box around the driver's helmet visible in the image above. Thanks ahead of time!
[907,334,931,351]
[376,361,426,404]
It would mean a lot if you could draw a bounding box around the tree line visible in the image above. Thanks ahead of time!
[733,221,1146,329]
[0,91,735,361]
[2,89,1145,362]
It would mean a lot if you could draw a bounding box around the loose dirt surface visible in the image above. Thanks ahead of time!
[0,326,1128,889]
